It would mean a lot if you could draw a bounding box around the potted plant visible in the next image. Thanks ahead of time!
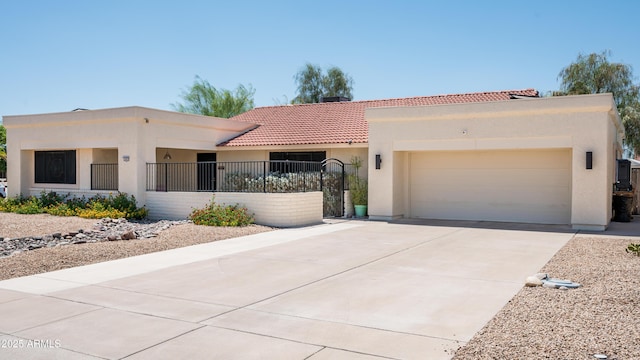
[349,156,368,217]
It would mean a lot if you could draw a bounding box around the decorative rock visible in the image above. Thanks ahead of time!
[0,218,190,258]
[535,273,548,280]
[558,286,569,290]
[525,276,543,287]
[121,231,136,240]
[542,282,557,288]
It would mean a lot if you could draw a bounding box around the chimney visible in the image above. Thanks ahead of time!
[320,96,351,103]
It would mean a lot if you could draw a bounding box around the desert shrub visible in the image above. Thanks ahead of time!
[0,195,25,212]
[0,191,147,219]
[189,197,254,226]
[86,193,147,219]
[223,171,322,193]
[45,203,77,217]
[38,190,68,208]
[77,201,126,219]
[14,197,43,214]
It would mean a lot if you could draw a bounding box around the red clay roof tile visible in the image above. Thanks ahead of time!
[219,89,538,147]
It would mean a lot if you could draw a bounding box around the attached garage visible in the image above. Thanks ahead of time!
[366,93,624,231]
[408,149,571,224]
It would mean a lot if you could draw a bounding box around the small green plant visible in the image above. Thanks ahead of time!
[189,196,254,226]
[349,156,368,205]
[626,243,640,256]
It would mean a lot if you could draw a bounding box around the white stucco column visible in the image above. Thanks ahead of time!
[367,123,397,221]
[569,114,615,231]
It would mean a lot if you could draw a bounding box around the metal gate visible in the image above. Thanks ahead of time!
[321,158,346,217]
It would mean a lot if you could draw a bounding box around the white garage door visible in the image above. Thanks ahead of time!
[409,149,571,224]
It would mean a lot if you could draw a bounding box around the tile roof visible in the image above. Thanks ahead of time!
[219,88,539,147]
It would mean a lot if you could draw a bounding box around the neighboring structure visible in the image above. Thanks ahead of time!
[2,89,623,229]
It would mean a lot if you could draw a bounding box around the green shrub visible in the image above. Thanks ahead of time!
[38,190,68,208]
[77,201,126,219]
[15,197,43,214]
[0,196,22,212]
[45,203,77,217]
[0,191,147,220]
[189,197,254,226]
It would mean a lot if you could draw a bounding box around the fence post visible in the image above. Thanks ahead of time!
[263,161,267,193]
[164,163,168,192]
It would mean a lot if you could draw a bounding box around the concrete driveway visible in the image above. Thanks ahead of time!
[0,220,574,359]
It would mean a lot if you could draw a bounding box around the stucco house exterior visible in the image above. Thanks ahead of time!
[2,89,623,230]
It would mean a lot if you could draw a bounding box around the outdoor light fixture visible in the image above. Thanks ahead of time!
[163,150,172,160]
[586,151,593,170]
[122,155,130,162]
[375,154,382,169]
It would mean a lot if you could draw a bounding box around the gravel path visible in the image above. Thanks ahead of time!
[453,236,640,359]
[0,213,273,280]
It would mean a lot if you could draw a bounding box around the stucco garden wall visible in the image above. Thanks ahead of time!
[145,191,323,227]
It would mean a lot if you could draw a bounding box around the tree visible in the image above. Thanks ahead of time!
[172,76,255,118]
[292,63,354,104]
[0,124,6,174]
[556,51,640,154]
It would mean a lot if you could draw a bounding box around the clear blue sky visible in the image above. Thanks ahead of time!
[1,0,639,116]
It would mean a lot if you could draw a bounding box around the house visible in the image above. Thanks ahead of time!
[2,89,623,230]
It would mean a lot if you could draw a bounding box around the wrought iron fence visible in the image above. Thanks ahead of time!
[91,164,118,190]
[146,160,336,193]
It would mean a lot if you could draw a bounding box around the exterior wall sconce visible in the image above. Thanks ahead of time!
[375,154,382,169]
[163,150,172,160]
[122,155,130,162]
[586,151,593,170]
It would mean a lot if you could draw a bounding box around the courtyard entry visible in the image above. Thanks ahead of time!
[197,153,216,191]
[321,158,347,218]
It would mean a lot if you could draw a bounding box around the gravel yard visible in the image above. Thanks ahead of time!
[0,213,273,280]
[453,236,640,359]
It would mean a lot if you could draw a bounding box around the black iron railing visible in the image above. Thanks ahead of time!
[91,164,118,190]
[146,161,341,193]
